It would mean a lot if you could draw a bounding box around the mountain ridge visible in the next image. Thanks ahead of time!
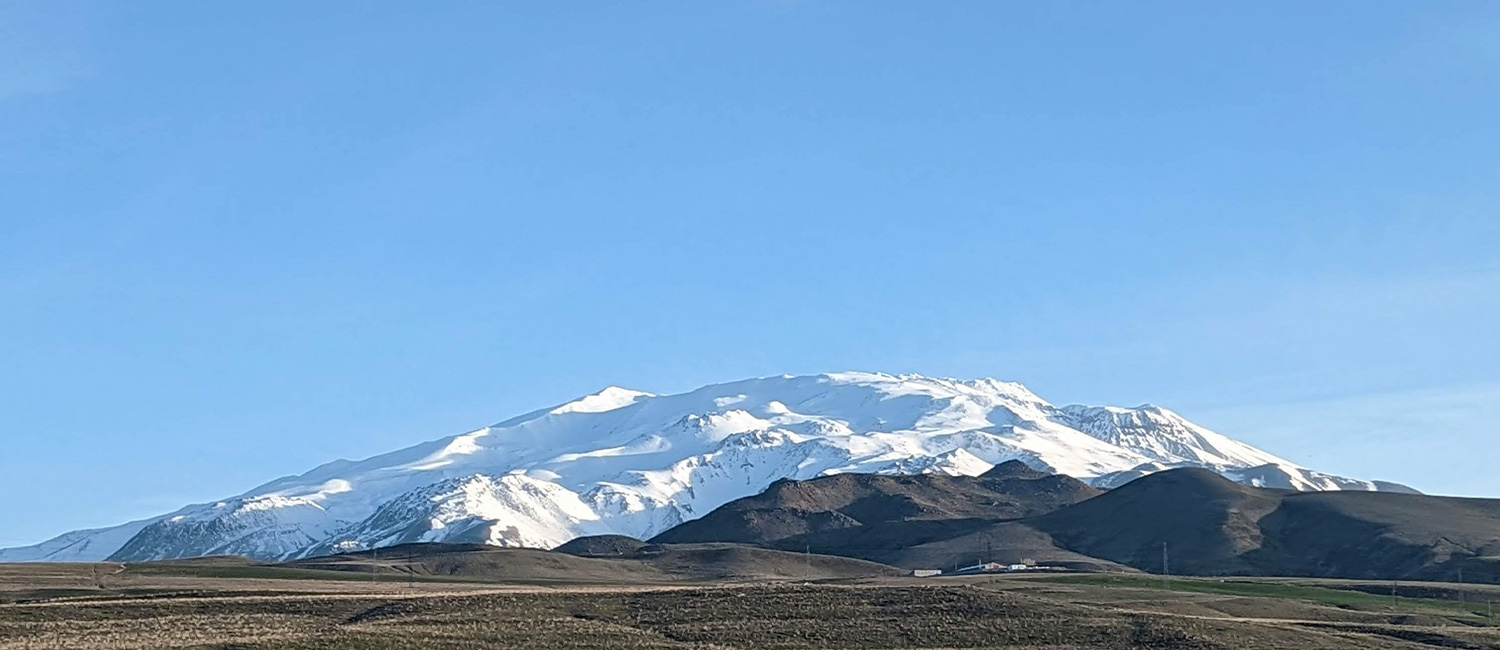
[645,466,1500,582]
[0,371,1413,563]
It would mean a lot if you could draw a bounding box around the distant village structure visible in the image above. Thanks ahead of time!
[910,557,1054,577]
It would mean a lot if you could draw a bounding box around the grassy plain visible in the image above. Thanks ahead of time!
[3,561,1500,649]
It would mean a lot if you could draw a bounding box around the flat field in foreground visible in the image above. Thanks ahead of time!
[2,562,1499,649]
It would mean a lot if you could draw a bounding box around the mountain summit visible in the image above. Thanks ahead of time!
[0,372,1410,562]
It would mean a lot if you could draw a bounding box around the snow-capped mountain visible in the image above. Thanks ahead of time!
[0,372,1411,563]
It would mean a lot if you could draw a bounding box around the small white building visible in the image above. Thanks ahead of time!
[956,562,1006,574]
[911,569,943,577]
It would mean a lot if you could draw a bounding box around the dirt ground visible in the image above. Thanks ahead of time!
[2,562,1498,649]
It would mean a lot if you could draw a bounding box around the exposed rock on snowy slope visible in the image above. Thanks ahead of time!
[0,372,1411,562]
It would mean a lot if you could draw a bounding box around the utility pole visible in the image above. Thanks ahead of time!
[1161,542,1170,591]
[1391,580,1398,612]
[804,544,810,584]
[1458,567,1464,605]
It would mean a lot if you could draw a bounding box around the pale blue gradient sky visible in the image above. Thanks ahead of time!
[2,1,1499,546]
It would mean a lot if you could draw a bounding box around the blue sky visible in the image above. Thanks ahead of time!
[3,1,1498,547]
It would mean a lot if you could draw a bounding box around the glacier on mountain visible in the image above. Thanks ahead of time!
[0,372,1411,563]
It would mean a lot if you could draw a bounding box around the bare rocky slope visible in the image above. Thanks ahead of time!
[651,466,1500,582]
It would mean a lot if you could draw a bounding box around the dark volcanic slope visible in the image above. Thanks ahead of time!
[552,534,649,557]
[1252,488,1500,581]
[1028,470,1500,582]
[651,461,1101,565]
[654,467,1500,582]
[1028,468,1282,575]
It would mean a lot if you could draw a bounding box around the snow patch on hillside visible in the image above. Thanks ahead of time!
[0,372,1410,562]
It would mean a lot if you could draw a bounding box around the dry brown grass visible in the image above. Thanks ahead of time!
[2,564,1498,649]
